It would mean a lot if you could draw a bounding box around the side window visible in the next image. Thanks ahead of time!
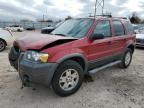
[126,21,134,34]
[112,20,125,36]
[93,20,111,38]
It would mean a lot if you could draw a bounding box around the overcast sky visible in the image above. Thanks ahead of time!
[0,0,144,21]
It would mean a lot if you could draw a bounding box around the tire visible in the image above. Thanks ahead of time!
[0,39,6,52]
[17,29,22,32]
[119,48,132,68]
[52,60,84,97]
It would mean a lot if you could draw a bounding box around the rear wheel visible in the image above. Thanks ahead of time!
[0,39,6,52]
[52,60,84,97]
[119,48,132,68]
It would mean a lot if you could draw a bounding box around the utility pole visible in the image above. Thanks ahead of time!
[102,0,104,15]
[94,0,105,17]
[94,0,98,18]
[89,13,92,17]
[43,14,45,22]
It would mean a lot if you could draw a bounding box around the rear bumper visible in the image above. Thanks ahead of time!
[19,59,58,86]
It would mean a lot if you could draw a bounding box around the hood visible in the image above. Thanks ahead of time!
[14,34,77,51]
[136,34,144,39]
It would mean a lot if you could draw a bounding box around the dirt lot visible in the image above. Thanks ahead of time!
[0,31,144,108]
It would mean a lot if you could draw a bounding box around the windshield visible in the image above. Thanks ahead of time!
[51,19,93,38]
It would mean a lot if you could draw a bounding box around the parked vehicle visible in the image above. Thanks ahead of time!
[5,25,24,32]
[135,26,144,47]
[9,17,135,97]
[25,27,35,31]
[41,22,63,34]
[0,29,15,51]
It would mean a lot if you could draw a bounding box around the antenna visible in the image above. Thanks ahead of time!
[94,0,105,17]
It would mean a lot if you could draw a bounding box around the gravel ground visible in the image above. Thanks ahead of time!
[0,31,144,108]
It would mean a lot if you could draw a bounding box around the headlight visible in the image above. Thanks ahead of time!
[25,51,49,63]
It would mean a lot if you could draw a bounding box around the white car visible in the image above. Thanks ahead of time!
[0,29,15,51]
[135,26,144,47]
[5,25,24,32]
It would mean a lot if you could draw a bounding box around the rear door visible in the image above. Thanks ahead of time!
[111,20,127,56]
[88,20,114,69]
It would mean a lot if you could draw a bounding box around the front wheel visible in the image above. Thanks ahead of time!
[119,48,133,68]
[17,29,22,32]
[52,60,84,97]
[0,39,6,52]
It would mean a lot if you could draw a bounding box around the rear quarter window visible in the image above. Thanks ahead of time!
[125,21,134,34]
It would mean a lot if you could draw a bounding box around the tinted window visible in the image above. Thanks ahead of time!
[93,20,111,38]
[112,20,125,36]
[126,21,134,34]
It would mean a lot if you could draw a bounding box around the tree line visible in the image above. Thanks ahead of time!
[129,12,144,24]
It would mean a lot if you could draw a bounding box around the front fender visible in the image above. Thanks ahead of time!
[48,48,88,73]
[48,48,87,62]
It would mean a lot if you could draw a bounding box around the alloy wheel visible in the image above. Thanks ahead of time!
[0,40,5,51]
[59,69,79,91]
[125,51,131,66]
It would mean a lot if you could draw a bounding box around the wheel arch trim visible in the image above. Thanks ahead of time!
[0,38,7,45]
[56,53,88,74]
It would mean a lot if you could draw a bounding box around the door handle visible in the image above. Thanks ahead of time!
[107,41,112,45]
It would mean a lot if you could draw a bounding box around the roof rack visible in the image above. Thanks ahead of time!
[89,14,112,18]
[112,17,128,19]
[88,15,129,20]
[95,15,112,18]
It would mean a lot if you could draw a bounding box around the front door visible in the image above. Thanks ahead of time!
[88,20,114,70]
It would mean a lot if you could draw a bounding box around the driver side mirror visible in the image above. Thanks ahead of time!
[90,33,104,41]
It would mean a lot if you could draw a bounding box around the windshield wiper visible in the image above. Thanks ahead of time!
[54,33,66,36]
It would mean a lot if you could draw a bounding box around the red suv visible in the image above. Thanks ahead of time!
[9,17,135,97]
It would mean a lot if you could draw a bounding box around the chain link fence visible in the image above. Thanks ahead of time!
[0,21,57,29]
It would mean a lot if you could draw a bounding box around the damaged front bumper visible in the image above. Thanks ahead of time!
[17,53,58,87]
[9,47,58,87]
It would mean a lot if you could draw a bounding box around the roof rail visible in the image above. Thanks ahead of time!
[112,17,128,19]
[88,14,112,18]
[88,15,129,20]
[95,15,112,18]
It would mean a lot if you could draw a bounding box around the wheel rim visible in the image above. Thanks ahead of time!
[0,40,5,51]
[59,69,79,91]
[125,52,131,66]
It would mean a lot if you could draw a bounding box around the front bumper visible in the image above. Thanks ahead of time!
[19,59,58,86]
[9,46,58,86]
[136,43,144,47]
[136,39,144,47]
